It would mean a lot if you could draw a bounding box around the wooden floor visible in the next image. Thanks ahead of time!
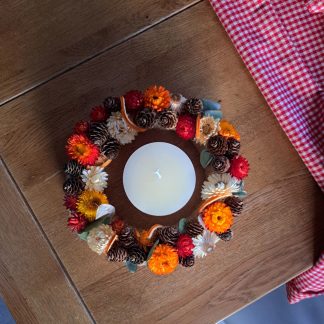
[0,1,323,323]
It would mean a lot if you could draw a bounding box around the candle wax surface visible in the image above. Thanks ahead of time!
[123,142,196,216]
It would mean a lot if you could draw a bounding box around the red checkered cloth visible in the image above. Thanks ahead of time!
[208,0,324,303]
[286,252,324,303]
[307,0,324,13]
[209,0,324,191]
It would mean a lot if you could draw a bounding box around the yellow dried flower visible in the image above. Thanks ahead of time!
[77,190,108,222]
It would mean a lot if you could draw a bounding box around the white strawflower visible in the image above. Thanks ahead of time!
[201,173,241,200]
[82,166,108,192]
[87,224,114,255]
[195,116,219,145]
[170,93,187,114]
[192,230,220,258]
[106,112,137,145]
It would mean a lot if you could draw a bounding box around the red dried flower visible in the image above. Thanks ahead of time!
[73,120,89,134]
[229,155,250,180]
[66,134,100,166]
[67,213,88,232]
[176,114,196,140]
[176,234,194,258]
[111,218,125,234]
[64,194,78,211]
[124,90,144,110]
[90,105,108,122]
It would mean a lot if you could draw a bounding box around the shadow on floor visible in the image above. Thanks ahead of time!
[218,285,324,324]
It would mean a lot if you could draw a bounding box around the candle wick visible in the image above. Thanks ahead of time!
[154,169,162,180]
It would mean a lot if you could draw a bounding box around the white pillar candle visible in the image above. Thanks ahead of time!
[123,142,196,216]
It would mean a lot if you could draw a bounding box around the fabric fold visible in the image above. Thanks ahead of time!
[209,0,324,191]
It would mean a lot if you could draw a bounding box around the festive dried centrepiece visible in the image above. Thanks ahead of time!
[63,85,249,275]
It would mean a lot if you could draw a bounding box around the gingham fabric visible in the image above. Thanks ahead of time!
[286,252,324,303]
[209,0,324,191]
[208,0,324,303]
[307,0,324,14]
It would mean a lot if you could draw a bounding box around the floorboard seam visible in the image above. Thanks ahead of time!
[0,0,203,107]
[0,156,96,324]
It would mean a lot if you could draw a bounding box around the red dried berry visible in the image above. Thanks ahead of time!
[90,105,108,122]
[176,114,196,140]
[124,90,144,110]
[73,120,89,134]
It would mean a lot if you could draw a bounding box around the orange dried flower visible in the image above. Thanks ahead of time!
[66,134,100,166]
[219,120,240,141]
[143,85,171,111]
[148,244,178,275]
[203,202,233,234]
[136,229,152,248]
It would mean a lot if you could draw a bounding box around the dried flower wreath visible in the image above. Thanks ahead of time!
[63,85,249,275]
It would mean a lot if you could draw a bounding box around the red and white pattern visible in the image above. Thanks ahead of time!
[209,0,324,191]
[286,252,324,303]
[209,0,324,303]
[307,0,324,13]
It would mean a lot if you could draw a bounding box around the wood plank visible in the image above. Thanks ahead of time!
[0,1,323,323]
[0,0,199,104]
[0,159,92,323]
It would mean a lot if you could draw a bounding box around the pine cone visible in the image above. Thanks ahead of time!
[134,108,155,128]
[127,246,146,264]
[63,177,83,195]
[226,138,241,159]
[211,156,230,173]
[64,160,83,176]
[224,196,243,216]
[156,226,179,246]
[107,242,128,262]
[89,122,111,146]
[101,137,120,160]
[103,96,120,114]
[185,98,203,115]
[207,135,228,156]
[157,109,178,129]
[179,255,195,267]
[118,227,137,248]
[185,220,204,238]
[217,229,233,241]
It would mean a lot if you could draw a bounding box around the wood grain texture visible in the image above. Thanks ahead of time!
[0,0,199,104]
[0,159,92,324]
[0,1,323,323]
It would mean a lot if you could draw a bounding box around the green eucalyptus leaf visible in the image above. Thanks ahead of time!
[200,149,213,168]
[203,110,223,119]
[78,231,89,241]
[125,260,137,273]
[178,218,186,234]
[202,99,221,111]
[78,215,112,239]
[146,239,159,261]
[233,191,247,198]
[239,181,245,192]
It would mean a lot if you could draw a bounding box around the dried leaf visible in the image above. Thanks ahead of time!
[178,218,186,234]
[200,149,213,168]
